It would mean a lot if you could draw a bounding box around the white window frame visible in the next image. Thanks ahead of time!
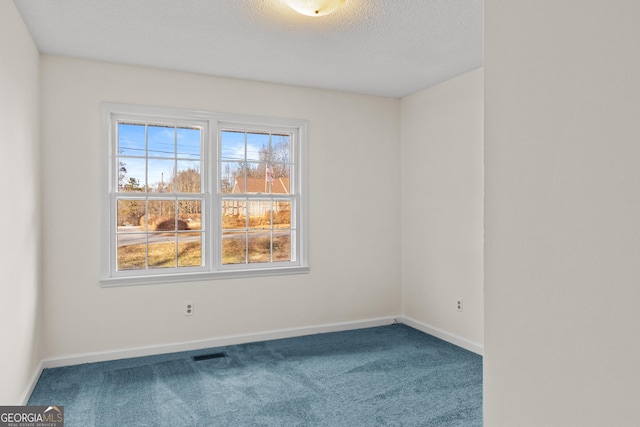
[100,103,309,286]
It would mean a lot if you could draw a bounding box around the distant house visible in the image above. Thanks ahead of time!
[224,177,291,217]
[231,176,290,195]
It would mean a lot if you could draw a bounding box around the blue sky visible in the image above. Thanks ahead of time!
[117,124,291,190]
[118,123,201,188]
[221,130,267,161]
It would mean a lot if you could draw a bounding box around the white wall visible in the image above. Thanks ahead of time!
[0,1,42,404]
[485,1,640,425]
[39,56,401,359]
[400,69,484,350]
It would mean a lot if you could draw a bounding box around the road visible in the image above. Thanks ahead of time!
[117,226,202,247]
[117,226,289,247]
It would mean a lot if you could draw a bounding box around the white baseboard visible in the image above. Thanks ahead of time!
[40,315,481,371]
[399,316,484,355]
[42,316,397,369]
[19,360,43,405]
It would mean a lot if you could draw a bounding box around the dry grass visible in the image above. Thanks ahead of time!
[222,234,291,265]
[222,211,291,230]
[119,237,289,268]
[221,237,245,265]
[118,241,202,270]
[118,212,291,268]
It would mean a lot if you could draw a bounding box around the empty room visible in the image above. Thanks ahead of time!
[2,0,639,426]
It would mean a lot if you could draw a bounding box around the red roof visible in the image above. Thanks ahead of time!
[232,177,290,194]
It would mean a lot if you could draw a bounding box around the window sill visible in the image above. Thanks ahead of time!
[100,266,310,287]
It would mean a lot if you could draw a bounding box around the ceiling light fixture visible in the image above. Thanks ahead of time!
[284,0,347,17]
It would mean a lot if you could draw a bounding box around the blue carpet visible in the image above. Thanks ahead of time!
[28,325,482,426]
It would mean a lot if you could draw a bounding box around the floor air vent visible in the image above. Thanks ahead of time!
[192,352,227,361]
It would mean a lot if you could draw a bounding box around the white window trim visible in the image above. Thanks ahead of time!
[100,103,309,287]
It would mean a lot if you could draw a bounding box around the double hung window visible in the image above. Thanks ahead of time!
[101,104,308,285]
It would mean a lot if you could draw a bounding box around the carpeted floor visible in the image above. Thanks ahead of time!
[28,324,482,426]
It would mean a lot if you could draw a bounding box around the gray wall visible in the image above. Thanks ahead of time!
[485,1,640,425]
[401,69,484,350]
[0,0,42,404]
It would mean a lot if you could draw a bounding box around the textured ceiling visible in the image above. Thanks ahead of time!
[13,0,483,98]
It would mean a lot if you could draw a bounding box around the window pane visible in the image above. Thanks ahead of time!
[221,161,242,194]
[248,200,272,228]
[148,200,176,229]
[178,233,202,267]
[175,161,201,193]
[148,125,175,158]
[222,232,246,265]
[273,201,291,227]
[179,199,201,230]
[148,159,174,192]
[248,231,271,263]
[117,234,147,270]
[246,132,269,162]
[117,199,146,228]
[222,200,246,229]
[118,123,146,157]
[148,237,177,268]
[271,134,291,164]
[243,163,264,189]
[273,230,292,262]
[270,164,290,194]
[176,127,200,159]
[117,157,146,191]
[221,130,245,160]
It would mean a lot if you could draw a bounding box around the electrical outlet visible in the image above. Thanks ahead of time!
[185,301,194,316]
[456,298,463,312]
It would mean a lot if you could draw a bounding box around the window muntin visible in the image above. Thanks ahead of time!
[102,104,308,285]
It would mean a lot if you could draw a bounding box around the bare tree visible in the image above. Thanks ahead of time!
[257,137,290,178]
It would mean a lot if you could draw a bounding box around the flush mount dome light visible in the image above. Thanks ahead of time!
[285,0,347,16]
